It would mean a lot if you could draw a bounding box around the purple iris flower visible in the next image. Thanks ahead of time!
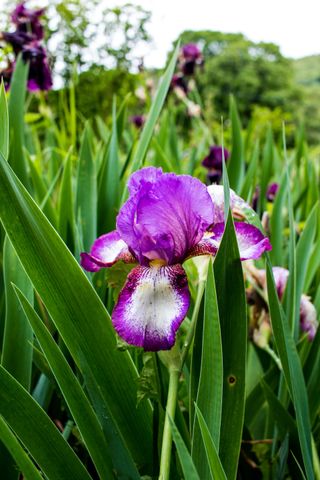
[181,43,202,61]
[130,115,145,129]
[171,74,188,94]
[22,42,52,91]
[81,167,272,351]
[266,182,279,202]
[11,2,45,40]
[1,31,35,55]
[0,34,52,91]
[0,2,51,92]
[202,146,230,184]
[179,43,203,76]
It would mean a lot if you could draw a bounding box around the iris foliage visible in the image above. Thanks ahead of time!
[0,42,319,480]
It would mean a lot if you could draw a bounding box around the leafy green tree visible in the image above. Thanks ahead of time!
[174,31,302,124]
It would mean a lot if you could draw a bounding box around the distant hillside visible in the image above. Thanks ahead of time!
[293,55,320,85]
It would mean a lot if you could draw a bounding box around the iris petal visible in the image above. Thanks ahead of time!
[127,166,163,196]
[117,170,214,264]
[80,230,135,272]
[206,222,272,260]
[112,264,190,351]
[207,185,255,223]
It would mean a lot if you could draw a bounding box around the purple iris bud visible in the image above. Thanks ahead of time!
[202,146,230,184]
[11,2,45,40]
[81,167,272,351]
[266,183,279,202]
[22,42,52,91]
[130,115,145,129]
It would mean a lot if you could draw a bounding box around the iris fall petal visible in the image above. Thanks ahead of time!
[112,264,190,351]
[208,222,272,260]
[80,230,135,272]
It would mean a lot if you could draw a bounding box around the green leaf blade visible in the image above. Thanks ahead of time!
[13,286,114,480]
[213,212,247,480]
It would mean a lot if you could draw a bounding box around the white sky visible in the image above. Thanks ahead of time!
[111,0,320,67]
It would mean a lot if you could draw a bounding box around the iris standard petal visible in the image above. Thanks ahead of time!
[80,230,135,272]
[112,264,190,351]
[117,171,214,264]
[207,184,256,223]
[127,166,163,196]
[208,222,272,260]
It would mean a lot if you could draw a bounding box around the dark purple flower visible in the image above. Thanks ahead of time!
[202,145,230,170]
[266,183,279,202]
[181,43,202,61]
[179,43,203,77]
[202,146,230,184]
[182,60,196,76]
[22,42,52,91]
[130,115,145,129]
[1,31,35,55]
[11,2,45,40]
[171,73,188,94]
[81,167,272,351]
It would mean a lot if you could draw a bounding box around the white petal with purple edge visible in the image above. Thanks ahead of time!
[209,222,272,260]
[207,185,255,223]
[112,264,190,351]
[80,230,135,272]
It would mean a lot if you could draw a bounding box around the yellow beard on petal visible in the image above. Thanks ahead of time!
[149,259,168,268]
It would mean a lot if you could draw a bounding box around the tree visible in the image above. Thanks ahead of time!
[174,31,302,124]
[47,1,152,80]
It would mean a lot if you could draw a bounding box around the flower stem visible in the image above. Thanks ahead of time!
[181,279,206,366]
[159,367,179,480]
[159,276,206,479]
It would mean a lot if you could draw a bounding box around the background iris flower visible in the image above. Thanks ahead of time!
[81,167,271,350]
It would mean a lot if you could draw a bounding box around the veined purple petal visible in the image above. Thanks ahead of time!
[112,264,190,351]
[117,169,214,265]
[127,166,163,196]
[186,233,218,259]
[209,222,272,260]
[80,230,135,272]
